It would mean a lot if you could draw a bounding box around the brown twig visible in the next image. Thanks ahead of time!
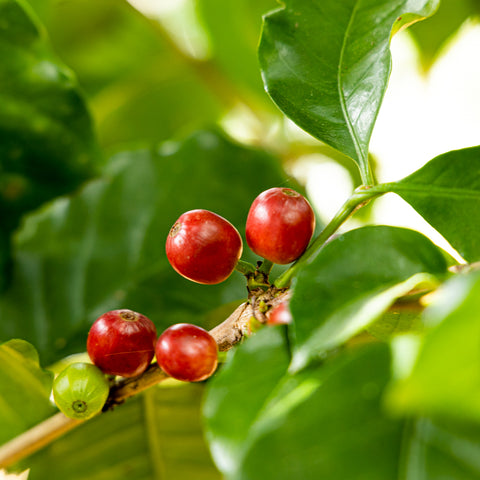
[0,288,290,470]
[0,281,433,470]
[448,261,480,274]
[0,414,82,469]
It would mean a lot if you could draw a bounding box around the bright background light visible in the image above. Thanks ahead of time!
[304,24,480,261]
[373,21,480,179]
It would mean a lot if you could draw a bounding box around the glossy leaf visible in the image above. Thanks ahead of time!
[289,226,447,371]
[25,0,165,95]
[206,339,403,479]
[390,145,480,262]
[206,332,480,479]
[0,0,99,292]
[18,384,220,480]
[25,0,223,149]
[0,130,289,364]
[0,339,55,444]
[387,271,480,422]
[259,0,439,182]
[0,0,99,233]
[236,344,403,480]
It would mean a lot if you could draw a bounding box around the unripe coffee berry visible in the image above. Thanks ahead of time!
[87,309,157,377]
[246,187,315,264]
[156,323,218,382]
[53,362,109,420]
[166,209,243,285]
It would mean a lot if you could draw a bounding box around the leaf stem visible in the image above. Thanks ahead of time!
[274,185,387,288]
[360,156,375,187]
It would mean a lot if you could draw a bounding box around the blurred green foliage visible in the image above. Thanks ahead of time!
[409,0,480,68]
[2,0,480,479]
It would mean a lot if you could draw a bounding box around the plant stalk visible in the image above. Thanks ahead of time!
[0,289,291,470]
[274,185,387,288]
[0,183,397,469]
[360,157,376,187]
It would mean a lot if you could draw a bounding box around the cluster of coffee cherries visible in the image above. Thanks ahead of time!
[166,186,314,326]
[53,310,217,420]
[52,187,313,420]
[166,187,316,284]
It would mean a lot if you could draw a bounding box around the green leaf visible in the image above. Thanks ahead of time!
[19,384,220,480]
[206,339,404,479]
[390,145,480,262]
[94,70,222,149]
[259,0,439,183]
[289,225,447,371]
[205,325,480,479]
[0,129,289,364]
[403,417,480,479]
[0,339,55,445]
[236,344,402,480]
[25,0,223,149]
[387,271,480,423]
[367,304,424,341]
[0,0,100,292]
[203,327,290,476]
[0,0,99,234]
[0,234,10,292]
[25,0,165,96]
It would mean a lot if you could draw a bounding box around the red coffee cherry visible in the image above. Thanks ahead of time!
[246,187,315,264]
[87,309,157,377]
[166,209,243,285]
[267,302,292,326]
[156,323,218,382]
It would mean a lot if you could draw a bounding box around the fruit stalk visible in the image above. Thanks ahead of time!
[274,186,386,288]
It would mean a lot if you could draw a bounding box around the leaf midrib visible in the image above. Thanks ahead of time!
[337,0,364,164]
[390,183,480,201]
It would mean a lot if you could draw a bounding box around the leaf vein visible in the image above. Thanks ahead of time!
[337,0,364,164]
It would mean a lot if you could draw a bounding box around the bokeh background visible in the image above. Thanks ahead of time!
[2,0,480,478]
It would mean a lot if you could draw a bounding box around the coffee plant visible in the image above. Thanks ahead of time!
[1,0,480,478]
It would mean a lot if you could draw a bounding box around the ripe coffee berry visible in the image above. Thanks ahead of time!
[53,362,109,420]
[246,187,315,264]
[156,323,218,382]
[87,309,157,377]
[166,209,243,285]
[267,302,292,326]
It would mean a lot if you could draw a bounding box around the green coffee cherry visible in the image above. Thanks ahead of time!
[53,362,110,420]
